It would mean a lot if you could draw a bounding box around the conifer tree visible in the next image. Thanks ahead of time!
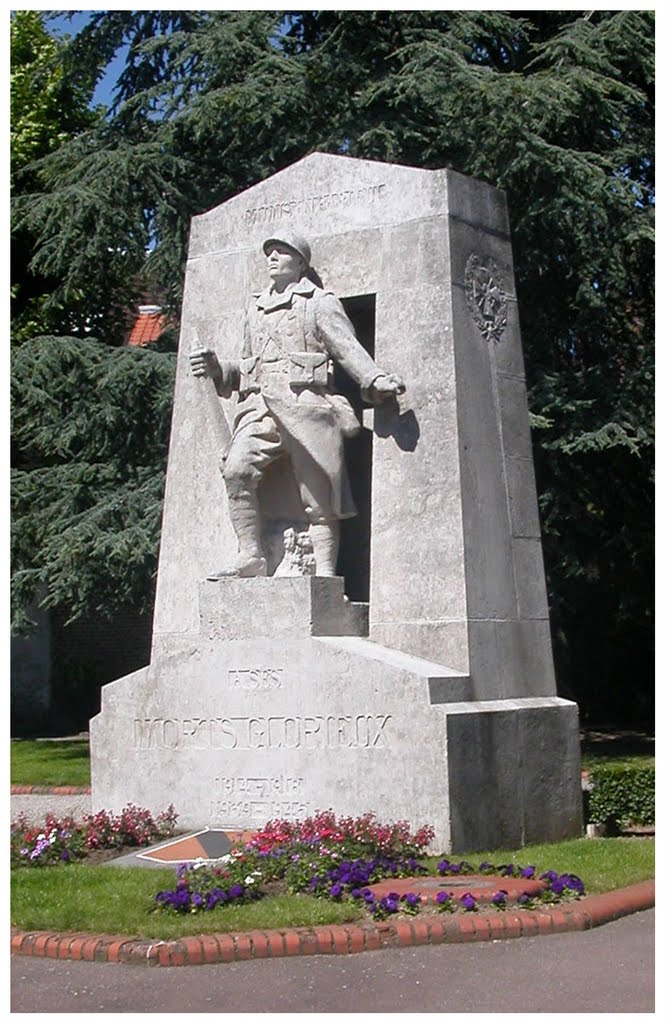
[11,10,100,340]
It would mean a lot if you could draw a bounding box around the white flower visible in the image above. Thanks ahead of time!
[244,875,256,885]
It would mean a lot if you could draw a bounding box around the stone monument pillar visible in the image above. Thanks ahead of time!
[90,154,582,851]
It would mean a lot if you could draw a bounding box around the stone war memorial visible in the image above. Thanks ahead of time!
[91,154,582,852]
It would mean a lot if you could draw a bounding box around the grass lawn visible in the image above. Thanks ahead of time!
[11,865,363,938]
[10,837,654,940]
[580,753,655,772]
[424,836,655,894]
[11,739,90,788]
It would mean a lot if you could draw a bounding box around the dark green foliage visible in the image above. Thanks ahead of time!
[588,763,655,828]
[11,11,102,341]
[11,11,653,724]
[11,337,175,631]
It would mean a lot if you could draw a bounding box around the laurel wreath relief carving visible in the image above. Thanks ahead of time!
[464,254,508,344]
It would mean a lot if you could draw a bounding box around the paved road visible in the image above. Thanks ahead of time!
[11,908,655,1013]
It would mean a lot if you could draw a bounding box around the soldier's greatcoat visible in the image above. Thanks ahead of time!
[222,276,383,523]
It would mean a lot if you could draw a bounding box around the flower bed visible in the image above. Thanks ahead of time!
[10,806,588,924]
[149,811,586,921]
[11,804,178,868]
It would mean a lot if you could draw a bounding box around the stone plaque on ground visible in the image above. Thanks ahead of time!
[91,154,582,851]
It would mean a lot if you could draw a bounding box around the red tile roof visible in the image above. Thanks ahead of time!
[127,306,167,347]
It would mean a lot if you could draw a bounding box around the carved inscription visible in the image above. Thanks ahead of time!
[228,667,284,691]
[134,714,392,750]
[210,774,309,821]
[244,184,387,226]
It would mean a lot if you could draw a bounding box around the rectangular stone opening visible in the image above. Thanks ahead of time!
[336,293,375,602]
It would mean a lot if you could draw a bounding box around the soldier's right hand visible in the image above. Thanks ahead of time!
[189,349,221,380]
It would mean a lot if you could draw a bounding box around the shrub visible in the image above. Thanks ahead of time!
[587,764,655,828]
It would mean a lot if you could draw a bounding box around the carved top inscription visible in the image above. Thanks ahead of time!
[244,184,387,226]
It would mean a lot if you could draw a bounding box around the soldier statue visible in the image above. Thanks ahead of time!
[190,233,404,578]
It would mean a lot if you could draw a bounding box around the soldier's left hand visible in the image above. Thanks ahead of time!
[369,373,406,401]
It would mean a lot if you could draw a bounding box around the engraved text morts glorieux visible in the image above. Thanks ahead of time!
[90,154,583,851]
[133,713,393,751]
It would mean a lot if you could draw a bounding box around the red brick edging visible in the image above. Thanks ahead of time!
[10,880,654,967]
[11,786,91,795]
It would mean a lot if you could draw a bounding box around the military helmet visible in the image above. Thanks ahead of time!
[262,233,311,268]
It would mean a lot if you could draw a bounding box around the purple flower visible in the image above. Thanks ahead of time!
[192,893,204,907]
[550,877,565,896]
[60,849,70,861]
[492,890,508,906]
[460,892,477,911]
[202,888,227,910]
[519,865,536,879]
[517,892,532,905]
[498,863,516,877]
[561,873,585,895]
[402,892,421,908]
[329,883,343,899]
[436,890,451,905]
[228,884,245,899]
[437,858,451,873]
[363,890,376,903]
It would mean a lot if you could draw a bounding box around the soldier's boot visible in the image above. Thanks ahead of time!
[308,521,340,577]
[207,490,267,580]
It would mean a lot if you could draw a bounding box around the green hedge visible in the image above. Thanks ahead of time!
[587,763,655,828]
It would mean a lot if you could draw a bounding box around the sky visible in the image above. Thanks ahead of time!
[46,10,128,109]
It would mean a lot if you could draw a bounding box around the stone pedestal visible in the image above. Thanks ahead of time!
[91,579,580,851]
[90,154,583,851]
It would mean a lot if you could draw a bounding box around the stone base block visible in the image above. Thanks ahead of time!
[91,580,581,852]
[198,576,368,640]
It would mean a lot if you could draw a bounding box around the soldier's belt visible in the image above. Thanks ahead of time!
[241,352,330,389]
[259,359,289,375]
